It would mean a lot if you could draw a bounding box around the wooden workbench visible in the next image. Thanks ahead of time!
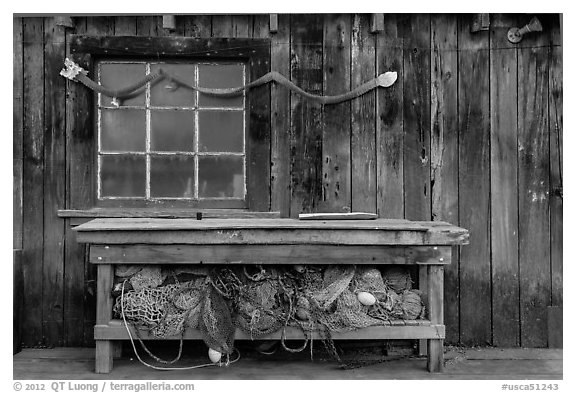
[74,218,469,373]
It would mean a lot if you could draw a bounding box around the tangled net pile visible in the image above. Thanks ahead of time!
[113,264,426,362]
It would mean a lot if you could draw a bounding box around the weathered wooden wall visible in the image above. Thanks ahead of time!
[13,14,562,348]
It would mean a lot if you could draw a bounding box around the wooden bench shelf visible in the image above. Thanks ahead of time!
[73,218,468,374]
[96,319,444,341]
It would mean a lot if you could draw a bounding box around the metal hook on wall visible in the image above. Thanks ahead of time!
[507,17,543,44]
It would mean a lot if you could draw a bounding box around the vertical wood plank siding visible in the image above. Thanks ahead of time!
[290,15,324,216]
[351,14,377,213]
[15,14,562,348]
[517,16,551,348]
[13,18,23,251]
[322,14,351,213]
[42,17,66,347]
[376,14,404,218]
[430,14,459,343]
[457,15,492,346]
[489,14,520,347]
[22,17,45,347]
[63,17,87,346]
[403,14,431,221]
[548,17,563,310]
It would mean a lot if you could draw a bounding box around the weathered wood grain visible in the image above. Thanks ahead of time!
[211,15,234,37]
[89,244,451,265]
[76,229,468,247]
[74,218,430,231]
[549,15,562,310]
[351,14,377,213]
[427,265,444,372]
[247,36,271,211]
[42,17,66,347]
[184,15,211,38]
[232,15,253,38]
[95,265,114,373]
[376,14,404,218]
[22,17,45,347]
[114,17,136,35]
[83,18,115,346]
[489,14,520,347]
[70,35,269,58]
[290,14,324,216]
[458,15,491,346]
[73,218,469,246]
[135,16,158,36]
[430,14,459,344]
[58,208,280,219]
[96,322,442,341]
[321,14,351,213]
[518,17,550,348]
[269,14,291,217]
[64,17,88,346]
[13,17,23,250]
[14,250,23,354]
[403,14,431,221]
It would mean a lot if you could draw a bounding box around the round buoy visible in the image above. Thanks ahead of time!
[357,291,377,306]
[208,348,222,363]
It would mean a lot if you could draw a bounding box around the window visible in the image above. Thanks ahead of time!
[64,36,272,212]
[97,60,247,206]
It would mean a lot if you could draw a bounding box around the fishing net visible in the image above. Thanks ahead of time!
[129,267,166,291]
[112,264,426,364]
[382,266,413,293]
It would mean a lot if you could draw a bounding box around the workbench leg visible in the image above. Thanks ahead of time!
[427,339,444,372]
[95,264,114,374]
[95,341,113,373]
[426,265,444,372]
[418,266,428,357]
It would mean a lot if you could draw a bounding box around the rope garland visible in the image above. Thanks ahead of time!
[60,58,397,105]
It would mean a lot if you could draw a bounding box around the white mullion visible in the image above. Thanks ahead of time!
[194,64,199,199]
[145,62,151,199]
[97,63,102,200]
[242,62,247,199]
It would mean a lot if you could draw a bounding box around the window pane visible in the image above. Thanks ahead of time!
[198,64,244,108]
[150,155,195,198]
[100,155,146,197]
[150,111,195,152]
[150,64,196,107]
[100,63,146,107]
[101,109,146,152]
[198,156,244,198]
[198,111,243,152]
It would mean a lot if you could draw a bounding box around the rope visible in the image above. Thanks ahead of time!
[120,280,240,371]
[60,58,397,105]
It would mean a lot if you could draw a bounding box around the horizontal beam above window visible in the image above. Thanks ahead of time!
[70,36,271,60]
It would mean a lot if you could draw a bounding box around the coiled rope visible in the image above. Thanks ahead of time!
[60,58,397,105]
